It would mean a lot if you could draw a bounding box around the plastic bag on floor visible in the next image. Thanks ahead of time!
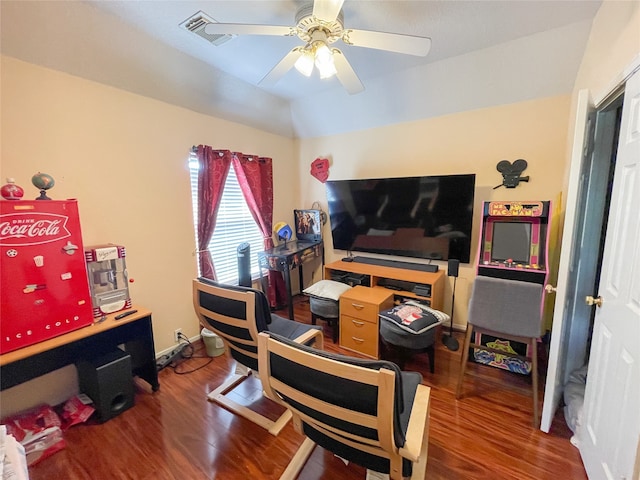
[1,404,65,466]
[58,394,95,431]
[20,426,65,466]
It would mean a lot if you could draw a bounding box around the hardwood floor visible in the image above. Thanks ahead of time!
[29,296,587,480]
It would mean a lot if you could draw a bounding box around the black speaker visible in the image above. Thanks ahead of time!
[237,242,251,287]
[448,259,460,278]
[76,349,134,423]
[443,259,461,351]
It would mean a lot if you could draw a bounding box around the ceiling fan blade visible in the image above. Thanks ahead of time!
[260,48,304,86]
[204,23,295,37]
[312,0,345,22]
[343,29,432,56]
[332,49,364,95]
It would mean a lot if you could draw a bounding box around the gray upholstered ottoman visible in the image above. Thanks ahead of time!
[303,280,353,343]
[379,301,450,372]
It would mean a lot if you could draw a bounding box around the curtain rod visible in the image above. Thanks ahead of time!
[190,146,267,162]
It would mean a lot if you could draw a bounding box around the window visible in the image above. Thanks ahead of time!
[189,155,264,284]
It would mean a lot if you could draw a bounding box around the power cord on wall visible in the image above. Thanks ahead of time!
[171,331,214,374]
[156,332,213,374]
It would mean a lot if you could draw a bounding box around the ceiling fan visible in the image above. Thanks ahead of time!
[204,0,431,95]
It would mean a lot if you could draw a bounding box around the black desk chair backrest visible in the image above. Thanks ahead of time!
[192,278,323,436]
[258,331,431,479]
[195,277,271,370]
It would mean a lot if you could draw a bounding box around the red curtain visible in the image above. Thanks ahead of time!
[196,146,232,279]
[233,154,284,307]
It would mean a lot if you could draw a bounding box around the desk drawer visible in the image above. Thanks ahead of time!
[340,314,378,358]
[340,298,379,322]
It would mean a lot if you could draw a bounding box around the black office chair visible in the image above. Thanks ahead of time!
[192,278,324,436]
[257,331,431,479]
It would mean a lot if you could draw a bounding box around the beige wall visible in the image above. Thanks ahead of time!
[0,56,297,416]
[296,0,640,332]
[298,96,571,328]
[562,0,640,190]
[554,0,640,332]
[574,0,640,97]
[0,56,298,352]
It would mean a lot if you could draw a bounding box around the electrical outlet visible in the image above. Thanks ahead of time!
[174,328,182,343]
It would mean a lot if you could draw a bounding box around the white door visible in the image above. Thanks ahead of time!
[540,91,594,432]
[541,91,622,433]
[577,69,640,479]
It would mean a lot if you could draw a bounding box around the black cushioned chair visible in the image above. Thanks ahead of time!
[192,278,324,436]
[257,331,431,479]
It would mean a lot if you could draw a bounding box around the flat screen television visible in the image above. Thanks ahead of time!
[325,174,476,263]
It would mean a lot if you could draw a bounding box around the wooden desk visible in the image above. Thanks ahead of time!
[325,260,445,311]
[258,240,323,319]
[0,306,159,392]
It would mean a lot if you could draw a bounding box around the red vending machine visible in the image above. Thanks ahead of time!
[0,199,94,354]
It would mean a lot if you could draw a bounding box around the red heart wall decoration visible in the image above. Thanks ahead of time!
[310,157,330,183]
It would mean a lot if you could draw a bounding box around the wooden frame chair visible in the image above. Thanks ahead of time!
[257,331,431,479]
[455,276,544,427]
[192,278,324,436]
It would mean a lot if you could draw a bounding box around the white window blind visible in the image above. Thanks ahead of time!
[189,154,264,284]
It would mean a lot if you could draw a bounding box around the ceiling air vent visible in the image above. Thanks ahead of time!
[179,11,233,46]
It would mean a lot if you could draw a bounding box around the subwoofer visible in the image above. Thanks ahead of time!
[76,349,134,422]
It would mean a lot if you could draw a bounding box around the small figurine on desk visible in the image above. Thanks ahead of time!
[31,172,55,200]
[273,221,293,248]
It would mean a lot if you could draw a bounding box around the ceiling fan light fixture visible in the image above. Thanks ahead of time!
[317,59,337,79]
[217,0,431,92]
[294,49,314,77]
[313,42,336,79]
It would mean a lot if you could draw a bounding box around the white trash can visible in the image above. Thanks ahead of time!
[201,328,225,357]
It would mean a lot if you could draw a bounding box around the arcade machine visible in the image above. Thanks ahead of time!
[473,200,551,373]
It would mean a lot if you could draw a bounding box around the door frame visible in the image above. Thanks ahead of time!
[540,56,640,433]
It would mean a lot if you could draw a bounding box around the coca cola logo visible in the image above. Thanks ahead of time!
[0,213,71,246]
